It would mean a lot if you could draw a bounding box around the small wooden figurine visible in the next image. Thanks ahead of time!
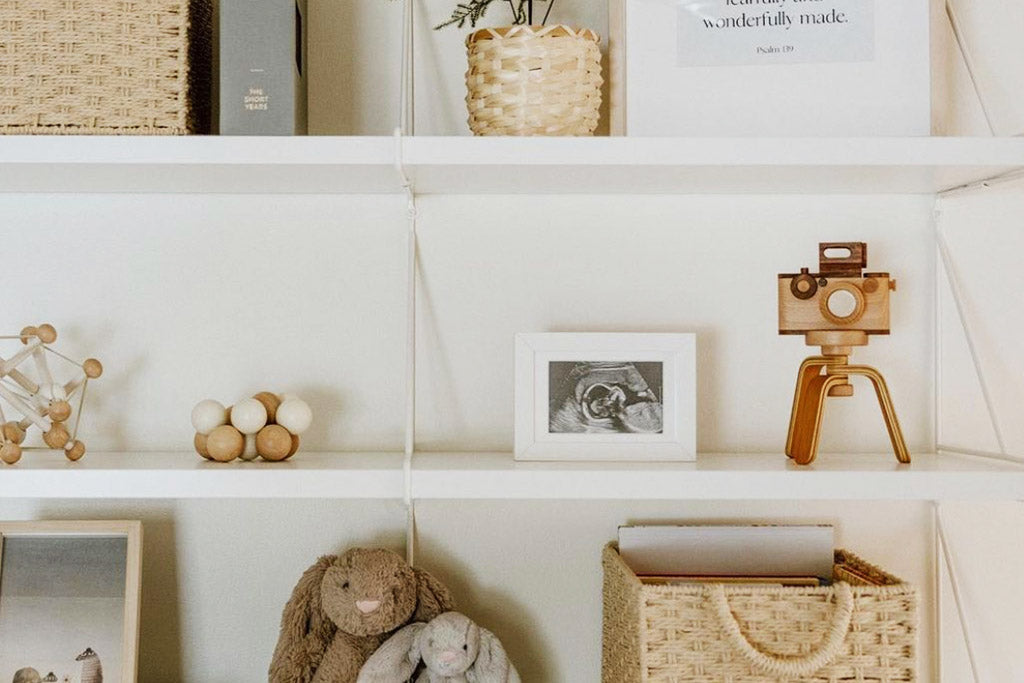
[191,392,311,463]
[779,243,909,465]
[0,324,102,464]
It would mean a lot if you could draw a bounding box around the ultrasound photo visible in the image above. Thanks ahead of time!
[548,361,664,434]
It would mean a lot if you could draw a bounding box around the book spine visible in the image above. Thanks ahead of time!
[219,0,307,135]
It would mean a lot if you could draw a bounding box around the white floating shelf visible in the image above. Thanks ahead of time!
[1,451,1022,501]
[403,136,1024,195]
[0,136,1022,195]
[411,452,1024,500]
[0,451,405,499]
[0,136,399,194]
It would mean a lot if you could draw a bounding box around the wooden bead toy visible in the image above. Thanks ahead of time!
[0,442,21,464]
[206,425,244,462]
[48,399,72,422]
[240,434,260,461]
[43,423,70,449]
[276,398,312,435]
[194,433,211,460]
[230,397,268,435]
[65,440,86,462]
[252,391,281,423]
[256,424,292,461]
[191,399,229,435]
[83,358,103,379]
[0,324,102,464]
[288,434,301,457]
[2,422,25,445]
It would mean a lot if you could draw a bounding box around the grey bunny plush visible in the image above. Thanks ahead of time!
[357,611,520,683]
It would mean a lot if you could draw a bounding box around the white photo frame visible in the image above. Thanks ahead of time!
[515,333,696,461]
[0,521,143,683]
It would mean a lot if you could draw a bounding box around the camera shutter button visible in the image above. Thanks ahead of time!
[790,271,818,300]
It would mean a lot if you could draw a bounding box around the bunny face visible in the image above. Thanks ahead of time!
[320,548,420,637]
[418,612,481,677]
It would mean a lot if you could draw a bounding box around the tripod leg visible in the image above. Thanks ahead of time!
[846,366,911,464]
[786,357,834,458]
[790,374,848,465]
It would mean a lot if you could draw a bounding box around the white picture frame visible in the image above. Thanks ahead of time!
[0,521,143,683]
[609,0,931,137]
[515,333,696,461]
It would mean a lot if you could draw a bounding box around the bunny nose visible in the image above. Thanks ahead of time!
[439,650,458,663]
[356,600,381,614]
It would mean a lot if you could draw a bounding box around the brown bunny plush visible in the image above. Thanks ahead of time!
[270,547,455,683]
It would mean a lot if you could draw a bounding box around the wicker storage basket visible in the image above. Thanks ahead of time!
[0,0,213,134]
[603,543,917,682]
[465,24,602,136]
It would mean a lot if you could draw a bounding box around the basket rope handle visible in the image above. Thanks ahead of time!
[709,582,854,678]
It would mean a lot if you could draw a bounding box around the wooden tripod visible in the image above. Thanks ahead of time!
[785,331,910,465]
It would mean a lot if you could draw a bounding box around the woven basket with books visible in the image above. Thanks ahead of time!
[602,543,917,682]
[0,0,213,134]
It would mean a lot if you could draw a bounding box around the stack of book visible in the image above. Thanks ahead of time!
[617,524,882,586]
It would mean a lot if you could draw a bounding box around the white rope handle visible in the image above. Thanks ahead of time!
[709,582,854,678]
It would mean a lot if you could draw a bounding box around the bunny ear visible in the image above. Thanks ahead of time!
[356,623,425,683]
[269,556,339,683]
[411,568,455,622]
[467,628,515,683]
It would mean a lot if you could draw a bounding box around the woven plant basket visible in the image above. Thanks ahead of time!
[603,543,917,682]
[465,24,602,136]
[0,0,213,134]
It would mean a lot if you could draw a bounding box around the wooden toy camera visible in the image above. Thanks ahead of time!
[778,243,909,465]
[779,242,895,339]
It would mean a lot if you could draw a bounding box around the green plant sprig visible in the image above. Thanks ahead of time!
[432,0,555,30]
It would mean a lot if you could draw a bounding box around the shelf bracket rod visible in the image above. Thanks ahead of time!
[395,128,418,566]
[944,0,996,137]
[934,503,983,683]
[935,223,1011,460]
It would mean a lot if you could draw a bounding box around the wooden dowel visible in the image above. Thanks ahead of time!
[32,347,54,387]
[0,339,42,375]
[0,384,49,431]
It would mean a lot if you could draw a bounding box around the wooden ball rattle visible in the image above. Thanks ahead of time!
[194,433,212,460]
[230,397,268,435]
[0,324,102,464]
[206,425,244,462]
[276,397,312,436]
[191,391,311,462]
[191,399,229,435]
[256,424,292,461]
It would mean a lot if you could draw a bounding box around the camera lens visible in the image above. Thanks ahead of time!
[819,283,867,325]
[827,290,859,319]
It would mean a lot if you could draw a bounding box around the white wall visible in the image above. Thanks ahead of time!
[4,1,1024,680]
[2,191,948,681]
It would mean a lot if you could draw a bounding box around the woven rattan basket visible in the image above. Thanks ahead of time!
[603,543,917,682]
[0,0,213,134]
[465,24,602,136]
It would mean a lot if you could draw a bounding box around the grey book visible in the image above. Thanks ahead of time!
[219,0,308,135]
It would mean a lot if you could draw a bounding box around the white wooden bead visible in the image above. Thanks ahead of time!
[240,434,259,461]
[276,398,312,435]
[191,399,229,435]
[230,397,268,435]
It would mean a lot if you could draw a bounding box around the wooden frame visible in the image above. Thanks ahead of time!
[0,520,142,683]
[515,333,696,461]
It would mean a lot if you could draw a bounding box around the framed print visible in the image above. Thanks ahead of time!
[515,333,696,461]
[0,521,142,683]
[609,0,930,136]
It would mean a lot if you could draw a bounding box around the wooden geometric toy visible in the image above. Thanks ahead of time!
[778,243,909,466]
[0,324,102,464]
